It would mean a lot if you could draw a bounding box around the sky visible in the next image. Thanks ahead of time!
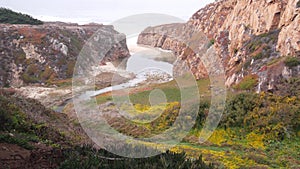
[0,0,215,24]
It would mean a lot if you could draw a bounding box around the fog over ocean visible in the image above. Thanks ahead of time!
[0,0,214,24]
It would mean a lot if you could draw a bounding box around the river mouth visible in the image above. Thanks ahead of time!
[79,36,175,99]
[50,37,175,112]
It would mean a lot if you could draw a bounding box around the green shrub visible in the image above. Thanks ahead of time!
[0,134,34,150]
[0,94,73,151]
[253,52,263,60]
[248,41,262,52]
[221,93,260,128]
[59,145,213,169]
[193,102,210,130]
[207,39,215,48]
[0,96,30,132]
[245,30,279,56]
[0,8,43,25]
[284,56,300,68]
[21,73,39,83]
[235,75,258,90]
[221,93,300,141]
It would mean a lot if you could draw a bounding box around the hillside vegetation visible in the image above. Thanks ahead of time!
[0,89,213,168]
[0,8,43,25]
[94,78,300,168]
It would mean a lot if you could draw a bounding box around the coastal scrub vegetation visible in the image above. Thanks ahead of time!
[0,92,214,168]
[234,74,258,90]
[59,145,213,169]
[0,8,43,25]
[284,56,300,68]
[0,94,68,150]
[95,78,300,168]
[1,76,300,168]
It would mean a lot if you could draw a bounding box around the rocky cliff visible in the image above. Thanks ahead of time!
[0,23,130,87]
[138,0,300,93]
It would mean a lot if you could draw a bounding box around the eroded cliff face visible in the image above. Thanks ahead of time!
[0,23,130,87]
[137,23,210,78]
[138,0,300,93]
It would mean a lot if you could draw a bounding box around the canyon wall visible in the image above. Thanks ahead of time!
[0,23,130,87]
[138,0,300,93]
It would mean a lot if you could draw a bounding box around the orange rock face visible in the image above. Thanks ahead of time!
[138,0,300,92]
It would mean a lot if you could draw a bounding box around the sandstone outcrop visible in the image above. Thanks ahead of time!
[138,0,300,93]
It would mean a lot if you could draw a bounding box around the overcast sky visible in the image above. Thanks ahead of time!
[0,0,214,24]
